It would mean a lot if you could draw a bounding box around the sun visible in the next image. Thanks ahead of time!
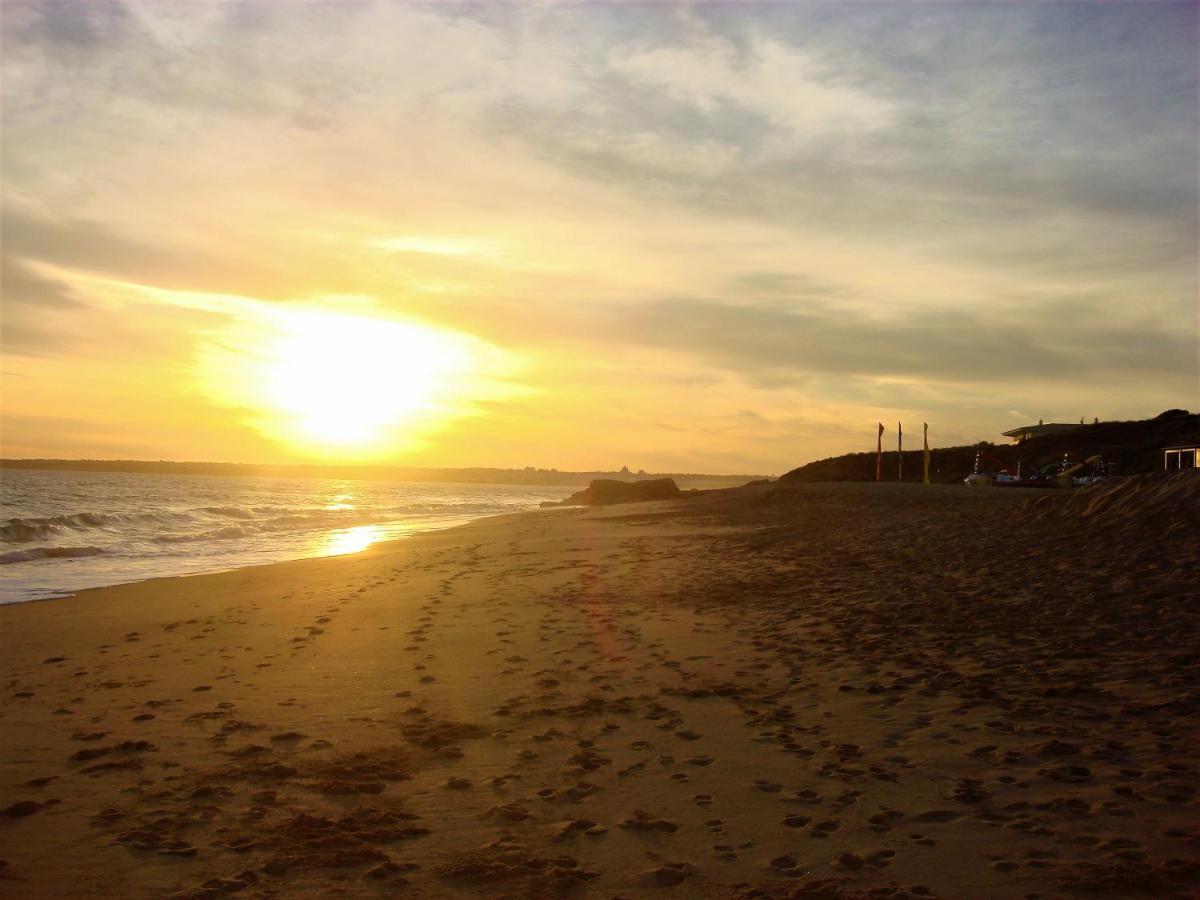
[190,296,520,457]
[260,309,473,447]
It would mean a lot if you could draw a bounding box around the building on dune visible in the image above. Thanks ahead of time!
[1002,420,1083,444]
[1162,443,1199,470]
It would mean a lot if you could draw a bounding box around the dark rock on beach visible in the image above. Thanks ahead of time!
[557,478,682,507]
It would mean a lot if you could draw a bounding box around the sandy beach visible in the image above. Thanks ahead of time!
[2,476,1198,899]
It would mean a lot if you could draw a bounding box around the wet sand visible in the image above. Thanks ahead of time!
[2,477,1198,899]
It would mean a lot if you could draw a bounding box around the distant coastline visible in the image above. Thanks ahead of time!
[0,458,765,490]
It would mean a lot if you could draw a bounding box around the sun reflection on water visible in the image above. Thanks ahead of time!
[319,525,382,557]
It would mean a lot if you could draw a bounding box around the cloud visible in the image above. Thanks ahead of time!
[3,205,177,277]
[608,27,894,139]
[488,2,1197,292]
[0,254,82,354]
[726,271,853,303]
[0,203,342,300]
[1,254,78,309]
[1,0,1195,469]
[0,0,133,53]
[616,295,1195,387]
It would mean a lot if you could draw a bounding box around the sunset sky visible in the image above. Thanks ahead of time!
[2,1,1196,475]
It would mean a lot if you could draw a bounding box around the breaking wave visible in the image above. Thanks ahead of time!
[0,546,107,565]
[0,471,573,602]
[2,501,530,546]
[1,512,128,542]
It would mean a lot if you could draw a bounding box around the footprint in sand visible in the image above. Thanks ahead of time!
[809,819,839,838]
[912,809,962,823]
[618,811,678,833]
[769,854,801,875]
[3,799,61,818]
[646,863,693,887]
[866,849,896,868]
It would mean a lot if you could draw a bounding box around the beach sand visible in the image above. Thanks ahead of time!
[2,476,1198,899]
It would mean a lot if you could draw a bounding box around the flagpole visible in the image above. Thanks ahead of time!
[875,423,884,482]
[897,421,903,481]
[923,422,931,484]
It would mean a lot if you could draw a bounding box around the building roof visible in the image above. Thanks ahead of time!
[1001,423,1082,439]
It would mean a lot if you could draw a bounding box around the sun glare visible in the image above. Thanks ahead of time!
[185,290,521,458]
[319,524,382,557]
[259,310,474,448]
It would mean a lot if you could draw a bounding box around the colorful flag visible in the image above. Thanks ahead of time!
[898,421,903,481]
[875,422,884,481]
[923,422,931,484]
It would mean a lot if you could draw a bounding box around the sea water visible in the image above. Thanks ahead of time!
[0,469,572,604]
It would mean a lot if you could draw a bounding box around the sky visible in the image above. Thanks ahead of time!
[2,0,1197,475]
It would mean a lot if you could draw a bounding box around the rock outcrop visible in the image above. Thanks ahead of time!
[559,478,681,507]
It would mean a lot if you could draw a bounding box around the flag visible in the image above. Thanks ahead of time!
[923,422,931,484]
[897,421,903,481]
[875,423,884,481]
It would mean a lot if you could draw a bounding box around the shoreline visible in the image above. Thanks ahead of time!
[4,506,554,609]
[0,481,1049,609]
[0,503,566,608]
[2,477,1197,898]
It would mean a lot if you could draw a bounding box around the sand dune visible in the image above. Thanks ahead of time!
[1024,470,1200,532]
[1,476,1198,898]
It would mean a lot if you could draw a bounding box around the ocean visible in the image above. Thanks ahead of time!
[0,469,573,604]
